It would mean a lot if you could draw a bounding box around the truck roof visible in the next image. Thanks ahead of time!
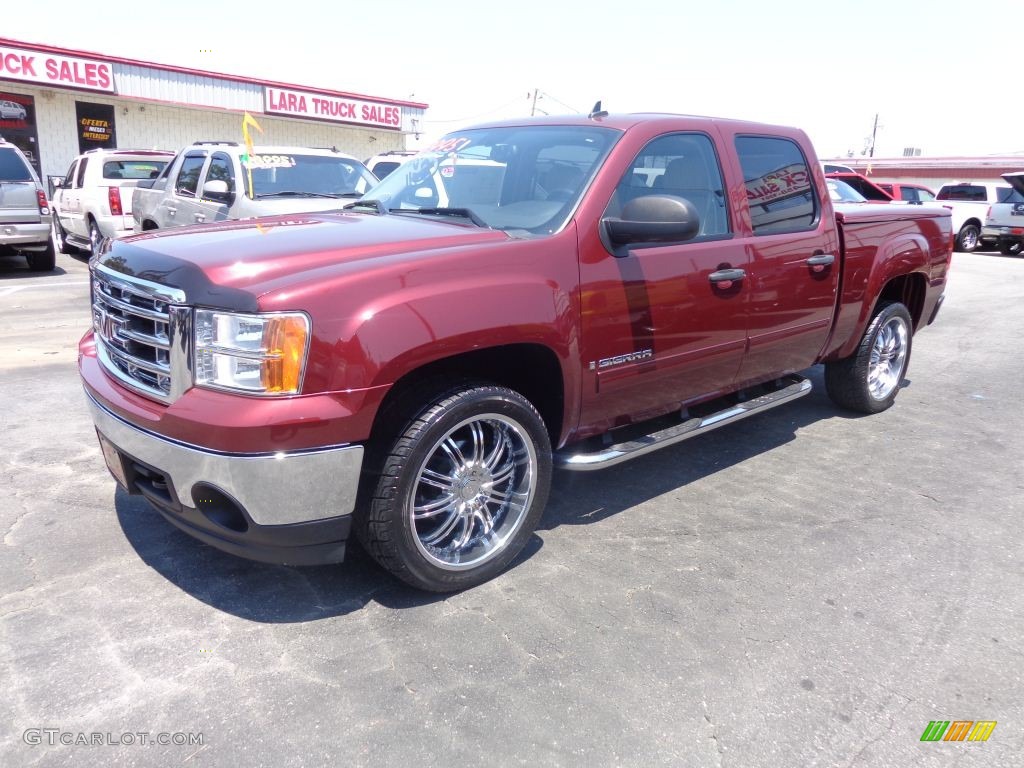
[465,112,806,136]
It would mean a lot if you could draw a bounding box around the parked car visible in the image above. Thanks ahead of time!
[935,181,1017,252]
[822,162,856,174]
[132,142,376,232]
[0,137,54,271]
[0,99,28,121]
[81,114,952,591]
[980,172,1024,255]
[52,149,174,255]
[365,150,417,179]
[875,182,936,204]
[824,172,894,202]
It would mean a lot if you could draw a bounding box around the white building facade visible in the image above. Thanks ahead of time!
[0,38,426,187]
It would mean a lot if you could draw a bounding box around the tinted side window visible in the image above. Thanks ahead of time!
[75,157,88,188]
[900,187,918,202]
[735,136,817,234]
[610,132,730,238]
[203,153,235,194]
[175,155,206,197]
[917,188,935,202]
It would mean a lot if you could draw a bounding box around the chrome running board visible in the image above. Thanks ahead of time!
[555,374,812,471]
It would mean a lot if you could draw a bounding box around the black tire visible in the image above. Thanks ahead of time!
[53,217,76,254]
[999,241,1022,256]
[955,224,980,252]
[26,237,56,272]
[355,382,552,592]
[825,301,913,414]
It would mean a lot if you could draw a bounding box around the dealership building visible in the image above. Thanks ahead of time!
[0,37,427,187]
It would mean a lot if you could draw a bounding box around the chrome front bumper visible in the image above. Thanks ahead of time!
[86,393,364,526]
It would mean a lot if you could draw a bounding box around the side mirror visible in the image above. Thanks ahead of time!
[202,179,233,202]
[603,194,700,246]
[52,178,64,189]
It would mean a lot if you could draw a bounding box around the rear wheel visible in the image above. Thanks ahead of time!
[26,237,56,272]
[825,301,912,414]
[955,224,980,252]
[356,383,552,592]
[999,241,1022,256]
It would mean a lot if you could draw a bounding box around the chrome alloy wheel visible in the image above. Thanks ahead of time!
[867,316,908,400]
[409,414,537,570]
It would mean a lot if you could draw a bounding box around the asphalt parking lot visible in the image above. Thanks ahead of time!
[1,247,1021,768]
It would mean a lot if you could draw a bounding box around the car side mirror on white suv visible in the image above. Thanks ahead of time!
[202,179,233,202]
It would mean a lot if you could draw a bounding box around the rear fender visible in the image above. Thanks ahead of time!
[829,233,930,360]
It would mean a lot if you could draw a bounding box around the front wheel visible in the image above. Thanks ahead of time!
[356,384,552,592]
[955,224,980,252]
[825,301,912,414]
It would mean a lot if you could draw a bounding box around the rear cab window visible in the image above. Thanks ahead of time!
[735,136,818,234]
[997,187,1024,204]
[937,185,988,202]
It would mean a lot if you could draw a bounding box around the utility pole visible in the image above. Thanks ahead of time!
[530,88,539,117]
[869,113,879,158]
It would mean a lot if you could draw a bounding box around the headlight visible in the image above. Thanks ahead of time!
[194,310,310,395]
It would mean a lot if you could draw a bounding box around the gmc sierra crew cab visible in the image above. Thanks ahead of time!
[80,114,952,592]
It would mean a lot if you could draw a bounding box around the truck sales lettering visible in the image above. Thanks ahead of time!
[265,87,401,129]
[0,47,113,92]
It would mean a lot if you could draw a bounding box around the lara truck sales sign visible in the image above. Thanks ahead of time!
[265,87,402,130]
[0,44,114,93]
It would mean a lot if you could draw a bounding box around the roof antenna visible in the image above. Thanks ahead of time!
[588,100,608,119]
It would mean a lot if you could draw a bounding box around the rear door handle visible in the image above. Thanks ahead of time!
[709,268,746,284]
[166,207,176,216]
[806,253,835,267]
[194,213,205,223]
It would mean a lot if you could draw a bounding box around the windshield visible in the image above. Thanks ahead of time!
[827,179,867,203]
[361,125,621,235]
[242,154,376,198]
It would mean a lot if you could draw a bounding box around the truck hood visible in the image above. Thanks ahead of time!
[95,211,511,311]
[1002,172,1024,196]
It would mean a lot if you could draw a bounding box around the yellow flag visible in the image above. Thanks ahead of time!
[242,112,263,198]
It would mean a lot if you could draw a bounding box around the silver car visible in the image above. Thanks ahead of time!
[0,100,28,121]
[0,139,54,271]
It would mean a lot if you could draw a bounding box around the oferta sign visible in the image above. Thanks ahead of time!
[0,44,113,93]
[264,87,402,130]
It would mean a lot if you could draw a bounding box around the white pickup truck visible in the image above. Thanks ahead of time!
[980,172,1024,255]
[935,181,1018,252]
[132,142,376,232]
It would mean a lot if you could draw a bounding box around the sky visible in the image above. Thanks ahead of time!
[4,0,1023,159]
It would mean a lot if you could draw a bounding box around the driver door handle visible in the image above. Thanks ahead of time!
[709,268,746,284]
[806,253,835,267]
[194,213,205,223]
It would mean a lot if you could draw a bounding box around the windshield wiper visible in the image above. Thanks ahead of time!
[342,198,388,215]
[254,191,341,199]
[391,207,490,228]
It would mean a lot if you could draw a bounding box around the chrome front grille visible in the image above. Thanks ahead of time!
[91,263,189,404]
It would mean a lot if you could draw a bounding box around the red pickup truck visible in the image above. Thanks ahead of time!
[80,114,952,591]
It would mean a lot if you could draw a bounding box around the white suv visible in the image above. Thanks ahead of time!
[365,150,417,180]
[52,148,175,255]
[0,138,54,271]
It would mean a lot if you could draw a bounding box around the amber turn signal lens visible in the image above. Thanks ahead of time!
[261,315,308,393]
